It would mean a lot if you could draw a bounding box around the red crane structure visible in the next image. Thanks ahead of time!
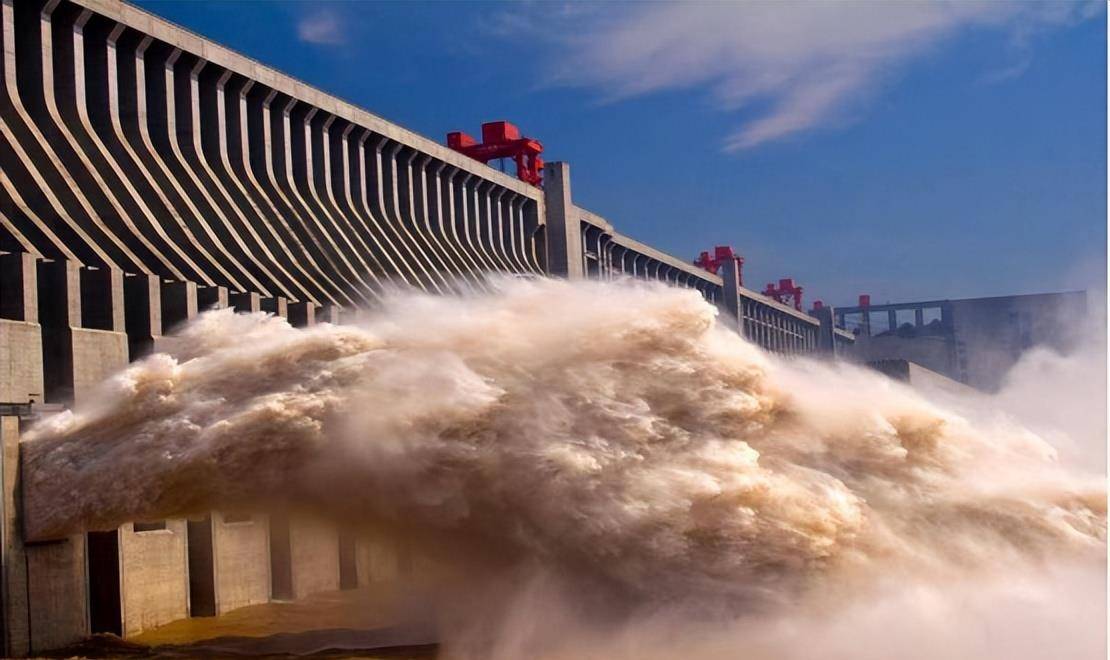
[694,245,744,285]
[763,278,804,311]
[446,121,544,186]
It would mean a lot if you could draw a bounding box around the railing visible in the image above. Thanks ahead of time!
[579,209,724,305]
[575,208,850,355]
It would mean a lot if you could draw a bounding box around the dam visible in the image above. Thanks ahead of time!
[0,0,855,653]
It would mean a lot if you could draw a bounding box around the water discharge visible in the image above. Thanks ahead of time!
[20,278,1107,658]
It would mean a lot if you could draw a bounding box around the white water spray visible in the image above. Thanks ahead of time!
[20,278,1106,657]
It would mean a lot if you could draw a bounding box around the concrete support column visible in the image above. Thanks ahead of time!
[229,291,260,313]
[860,311,872,337]
[287,302,314,328]
[814,306,837,357]
[719,258,742,333]
[198,286,229,311]
[160,281,198,331]
[915,308,924,327]
[887,310,897,333]
[124,274,162,360]
[317,304,340,324]
[1,416,30,657]
[260,296,287,319]
[541,162,583,279]
[0,252,39,322]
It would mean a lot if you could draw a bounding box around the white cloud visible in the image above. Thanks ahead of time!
[297,10,345,46]
[511,1,1101,151]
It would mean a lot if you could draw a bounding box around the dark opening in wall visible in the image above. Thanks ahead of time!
[87,531,122,636]
[187,516,216,617]
[269,513,293,600]
[79,267,117,331]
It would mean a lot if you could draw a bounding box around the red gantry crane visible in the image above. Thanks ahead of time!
[447,121,544,187]
[763,278,804,311]
[694,245,744,285]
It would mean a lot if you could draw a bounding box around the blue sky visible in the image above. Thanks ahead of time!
[135,1,1106,307]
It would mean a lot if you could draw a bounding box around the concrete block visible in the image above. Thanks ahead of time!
[118,521,190,637]
[0,320,44,404]
[1,416,30,657]
[355,535,402,586]
[70,328,129,405]
[24,536,89,651]
[212,512,270,614]
[289,517,339,599]
[317,304,340,324]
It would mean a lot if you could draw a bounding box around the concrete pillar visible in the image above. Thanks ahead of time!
[887,310,897,333]
[228,291,260,313]
[160,280,198,331]
[860,311,872,337]
[941,304,953,332]
[116,521,190,637]
[209,512,270,615]
[197,285,228,311]
[0,252,38,322]
[317,304,340,324]
[355,536,401,586]
[540,162,583,279]
[287,301,314,328]
[814,306,837,357]
[1,416,30,657]
[288,517,340,599]
[719,258,742,333]
[260,296,287,319]
[915,308,924,327]
[124,274,161,360]
[267,513,339,601]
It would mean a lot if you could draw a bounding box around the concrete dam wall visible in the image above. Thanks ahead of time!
[0,0,853,654]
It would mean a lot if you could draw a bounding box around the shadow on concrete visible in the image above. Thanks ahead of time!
[40,624,438,658]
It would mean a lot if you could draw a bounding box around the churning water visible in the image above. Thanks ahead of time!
[21,278,1107,659]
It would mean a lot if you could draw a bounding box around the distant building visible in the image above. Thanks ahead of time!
[834,291,1087,392]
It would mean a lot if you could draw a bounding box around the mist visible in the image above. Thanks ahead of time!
[19,278,1106,658]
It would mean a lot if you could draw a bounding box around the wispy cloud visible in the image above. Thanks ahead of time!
[501,1,1101,151]
[297,9,345,46]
